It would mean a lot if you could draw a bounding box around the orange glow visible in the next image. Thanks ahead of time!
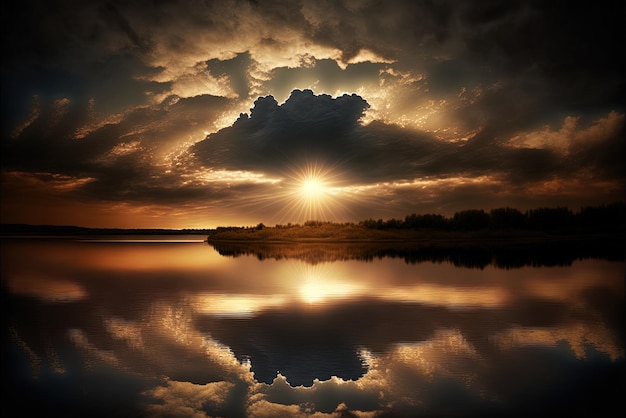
[6,274,87,302]
[295,263,366,305]
[193,294,289,317]
[296,173,332,221]
[277,160,348,222]
[492,324,624,361]
[300,177,326,199]
[225,160,353,224]
[378,284,509,309]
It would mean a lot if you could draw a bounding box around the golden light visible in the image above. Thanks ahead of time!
[207,159,366,225]
[297,263,365,305]
[193,294,288,317]
[300,177,326,199]
[298,277,364,305]
[279,160,347,222]
[299,281,326,304]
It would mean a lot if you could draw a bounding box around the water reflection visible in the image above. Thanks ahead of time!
[210,235,625,268]
[2,237,624,417]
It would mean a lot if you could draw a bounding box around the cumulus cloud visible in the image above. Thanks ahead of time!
[191,89,625,189]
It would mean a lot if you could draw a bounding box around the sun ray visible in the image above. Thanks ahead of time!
[275,159,349,223]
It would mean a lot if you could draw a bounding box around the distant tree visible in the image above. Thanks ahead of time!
[304,220,323,227]
[404,213,448,229]
[489,207,526,229]
[452,209,490,230]
[526,207,572,231]
[576,202,625,229]
[359,219,379,229]
[384,218,402,229]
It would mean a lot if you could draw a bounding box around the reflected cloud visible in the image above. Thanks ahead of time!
[492,323,624,361]
[193,293,289,318]
[142,300,255,384]
[390,329,481,379]
[377,284,509,309]
[68,328,120,367]
[251,373,382,417]
[3,239,624,417]
[105,316,145,350]
[6,274,87,302]
[144,379,235,418]
[9,326,43,378]
[355,329,489,414]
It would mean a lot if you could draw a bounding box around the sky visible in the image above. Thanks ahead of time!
[1,0,624,229]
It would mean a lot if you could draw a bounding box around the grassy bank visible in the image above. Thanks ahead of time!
[205,222,619,243]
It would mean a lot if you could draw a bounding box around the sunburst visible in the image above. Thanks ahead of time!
[213,158,368,225]
[276,159,347,223]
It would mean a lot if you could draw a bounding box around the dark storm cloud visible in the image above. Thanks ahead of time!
[302,0,453,62]
[3,93,228,171]
[301,0,625,140]
[457,0,625,110]
[190,89,624,186]
[0,0,172,128]
[192,89,372,175]
[4,0,623,130]
[1,93,234,204]
[308,0,625,103]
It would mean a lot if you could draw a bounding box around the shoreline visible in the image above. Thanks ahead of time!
[205,230,624,244]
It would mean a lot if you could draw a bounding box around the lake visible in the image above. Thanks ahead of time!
[2,236,624,417]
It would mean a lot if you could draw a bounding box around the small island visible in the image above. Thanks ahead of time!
[203,204,625,267]
[205,203,625,243]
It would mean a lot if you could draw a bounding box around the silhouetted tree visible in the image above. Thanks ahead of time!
[359,219,378,229]
[452,209,490,230]
[526,207,572,230]
[576,202,625,230]
[384,218,403,229]
[489,207,526,229]
[404,213,449,229]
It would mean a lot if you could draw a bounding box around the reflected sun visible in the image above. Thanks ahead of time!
[300,281,326,304]
[298,279,364,305]
[297,264,365,305]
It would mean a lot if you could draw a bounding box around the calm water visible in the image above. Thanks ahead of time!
[2,236,624,417]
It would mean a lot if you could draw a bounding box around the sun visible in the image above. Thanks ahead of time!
[300,177,327,200]
[273,160,347,223]
[233,159,360,224]
[295,172,332,221]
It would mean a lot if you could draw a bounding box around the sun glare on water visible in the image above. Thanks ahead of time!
[298,267,365,305]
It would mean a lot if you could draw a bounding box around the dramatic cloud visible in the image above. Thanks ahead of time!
[1,0,624,227]
[192,90,625,185]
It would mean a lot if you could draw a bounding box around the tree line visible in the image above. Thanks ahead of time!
[358,202,625,232]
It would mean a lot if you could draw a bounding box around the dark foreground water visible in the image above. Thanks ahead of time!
[2,236,624,417]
